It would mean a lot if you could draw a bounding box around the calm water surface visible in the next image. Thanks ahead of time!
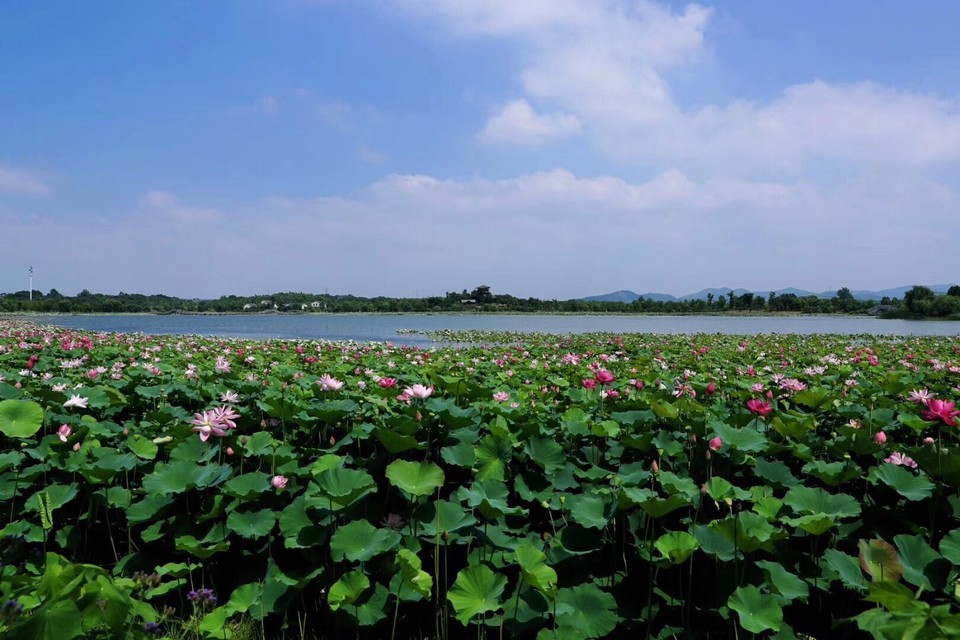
[26,314,960,345]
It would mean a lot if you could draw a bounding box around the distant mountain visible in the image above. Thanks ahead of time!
[581,290,641,303]
[679,288,749,301]
[581,284,956,303]
[581,290,677,303]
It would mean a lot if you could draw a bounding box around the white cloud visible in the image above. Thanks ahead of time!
[355,145,386,163]
[478,99,581,145]
[395,1,960,172]
[141,191,225,224]
[0,165,49,195]
[4,168,957,297]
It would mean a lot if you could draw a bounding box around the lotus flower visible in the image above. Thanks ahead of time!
[708,436,722,452]
[317,374,344,392]
[746,398,773,417]
[57,424,72,442]
[884,452,918,469]
[405,384,433,399]
[271,475,288,490]
[63,395,89,409]
[921,399,960,426]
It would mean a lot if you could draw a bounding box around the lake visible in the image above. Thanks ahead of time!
[24,313,960,345]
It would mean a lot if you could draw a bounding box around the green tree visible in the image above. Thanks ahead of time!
[836,287,854,300]
[947,285,960,297]
[903,285,935,314]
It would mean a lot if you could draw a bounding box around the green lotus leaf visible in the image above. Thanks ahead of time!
[728,585,783,633]
[783,485,861,519]
[447,565,507,625]
[553,583,619,639]
[859,539,904,583]
[328,571,370,612]
[823,548,868,591]
[566,493,613,530]
[226,508,276,539]
[142,460,232,495]
[222,472,272,500]
[414,499,477,538]
[0,399,44,438]
[474,435,512,481]
[278,496,328,549]
[458,480,521,519]
[894,534,944,590]
[752,459,800,488]
[127,494,175,526]
[515,544,557,597]
[351,582,390,627]
[385,459,444,498]
[310,468,376,509]
[125,433,158,460]
[709,420,768,453]
[331,519,401,562]
[755,560,808,602]
[523,437,566,474]
[638,494,690,518]
[397,548,433,599]
[654,531,700,564]
[870,464,935,501]
[939,528,960,565]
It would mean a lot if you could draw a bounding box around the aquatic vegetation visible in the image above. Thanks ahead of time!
[0,319,958,638]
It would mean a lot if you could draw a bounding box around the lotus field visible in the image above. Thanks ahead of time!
[2,320,960,639]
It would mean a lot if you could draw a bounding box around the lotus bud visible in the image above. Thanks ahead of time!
[329,435,336,445]
[123,427,129,435]
[540,500,550,509]
[874,431,887,445]
[923,436,935,445]
[226,447,235,456]
[708,437,722,451]
[415,411,422,422]
[241,436,248,445]
[260,418,267,429]
[73,442,81,452]
[651,460,660,474]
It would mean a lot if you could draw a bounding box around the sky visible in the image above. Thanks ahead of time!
[2,1,960,300]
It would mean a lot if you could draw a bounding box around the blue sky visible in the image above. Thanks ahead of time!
[2,1,959,299]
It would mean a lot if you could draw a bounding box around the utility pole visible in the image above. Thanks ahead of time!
[28,266,33,301]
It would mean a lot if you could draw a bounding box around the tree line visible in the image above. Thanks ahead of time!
[0,285,956,318]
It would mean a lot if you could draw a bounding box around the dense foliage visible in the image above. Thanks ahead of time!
[0,287,901,315]
[0,321,959,639]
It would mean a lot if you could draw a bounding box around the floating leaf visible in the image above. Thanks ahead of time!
[755,560,808,602]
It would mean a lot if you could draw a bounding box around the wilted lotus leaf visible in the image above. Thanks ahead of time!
[859,539,903,583]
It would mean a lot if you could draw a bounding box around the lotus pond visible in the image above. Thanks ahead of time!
[0,320,959,639]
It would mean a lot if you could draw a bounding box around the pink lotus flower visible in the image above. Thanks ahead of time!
[271,475,288,490]
[190,411,229,442]
[594,370,615,385]
[705,382,716,396]
[317,374,344,392]
[884,452,918,469]
[921,399,960,426]
[378,377,397,388]
[220,390,239,403]
[908,389,934,404]
[492,391,509,403]
[708,436,722,451]
[746,398,773,417]
[874,431,887,445]
[57,424,72,442]
[779,378,806,393]
[405,384,433,399]
[63,395,89,409]
[581,378,597,390]
[210,406,240,430]
[923,436,935,445]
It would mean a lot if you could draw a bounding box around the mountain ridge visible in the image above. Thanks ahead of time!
[581,284,956,303]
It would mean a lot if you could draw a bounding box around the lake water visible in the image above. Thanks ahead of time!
[25,313,960,345]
